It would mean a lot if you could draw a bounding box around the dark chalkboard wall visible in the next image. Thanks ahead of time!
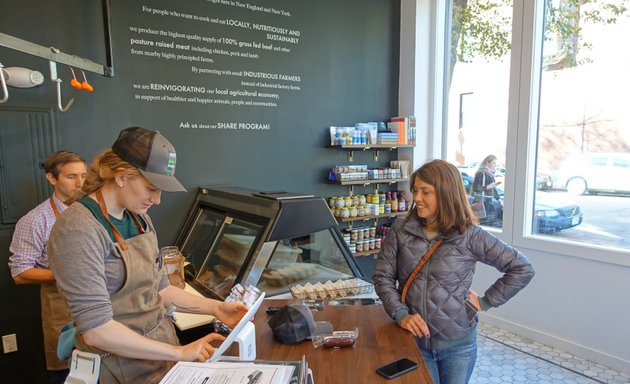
[0,0,399,380]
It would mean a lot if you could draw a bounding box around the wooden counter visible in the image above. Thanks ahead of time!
[253,299,433,384]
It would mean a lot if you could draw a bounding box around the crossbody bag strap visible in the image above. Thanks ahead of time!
[401,239,443,304]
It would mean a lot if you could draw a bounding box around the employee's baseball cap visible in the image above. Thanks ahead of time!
[267,304,332,344]
[112,126,186,192]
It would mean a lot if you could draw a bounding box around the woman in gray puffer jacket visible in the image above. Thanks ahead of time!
[373,160,534,384]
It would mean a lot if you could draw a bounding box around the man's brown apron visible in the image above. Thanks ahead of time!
[41,196,71,370]
[75,192,179,383]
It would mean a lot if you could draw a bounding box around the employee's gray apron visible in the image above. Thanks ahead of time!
[42,196,71,370]
[75,191,179,383]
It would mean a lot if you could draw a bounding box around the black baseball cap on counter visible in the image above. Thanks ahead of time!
[112,126,186,192]
[267,304,332,344]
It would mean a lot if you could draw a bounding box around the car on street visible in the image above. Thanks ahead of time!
[460,173,583,233]
[553,152,630,195]
[532,192,583,233]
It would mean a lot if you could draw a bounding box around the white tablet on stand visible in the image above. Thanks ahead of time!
[209,291,265,362]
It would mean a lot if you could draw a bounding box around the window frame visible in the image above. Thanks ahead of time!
[429,0,630,267]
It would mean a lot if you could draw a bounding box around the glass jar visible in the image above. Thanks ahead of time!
[161,246,185,289]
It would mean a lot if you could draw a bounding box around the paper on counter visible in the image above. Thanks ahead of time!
[159,361,295,384]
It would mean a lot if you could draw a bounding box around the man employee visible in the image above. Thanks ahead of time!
[8,150,88,384]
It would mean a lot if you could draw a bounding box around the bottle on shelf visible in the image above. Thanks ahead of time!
[398,191,407,212]
[391,191,398,212]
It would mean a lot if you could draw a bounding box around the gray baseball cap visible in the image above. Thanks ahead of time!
[267,304,332,344]
[112,127,186,192]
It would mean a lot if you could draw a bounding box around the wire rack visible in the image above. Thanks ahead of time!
[290,278,374,299]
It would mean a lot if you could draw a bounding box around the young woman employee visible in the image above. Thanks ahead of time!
[49,127,247,383]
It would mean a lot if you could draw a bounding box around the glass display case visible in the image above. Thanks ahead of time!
[175,186,365,299]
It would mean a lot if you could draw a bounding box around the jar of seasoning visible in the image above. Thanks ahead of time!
[341,207,350,219]
[349,206,358,218]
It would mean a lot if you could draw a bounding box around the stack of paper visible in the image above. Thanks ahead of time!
[160,357,309,384]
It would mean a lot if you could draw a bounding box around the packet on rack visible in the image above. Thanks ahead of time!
[290,278,373,299]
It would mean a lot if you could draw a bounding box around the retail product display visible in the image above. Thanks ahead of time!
[289,278,373,299]
[340,224,391,255]
[328,164,404,182]
[328,191,409,220]
[261,264,319,287]
[325,120,415,257]
[329,124,377,146]
[175,186,365,299]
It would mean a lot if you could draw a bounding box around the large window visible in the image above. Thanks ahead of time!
[444,0,513,230]
[534,0,630,250]
[443,0,630,251]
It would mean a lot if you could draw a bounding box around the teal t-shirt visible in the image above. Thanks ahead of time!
[79,196,147,242]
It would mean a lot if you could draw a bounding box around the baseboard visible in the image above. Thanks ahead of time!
[479,313,630,374]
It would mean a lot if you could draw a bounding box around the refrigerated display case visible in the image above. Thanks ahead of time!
[174,186,366,299]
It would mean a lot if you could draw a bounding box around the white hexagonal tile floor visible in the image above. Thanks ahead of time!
[474,323,630,384]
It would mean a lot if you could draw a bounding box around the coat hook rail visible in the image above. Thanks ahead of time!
[49,60,74,112]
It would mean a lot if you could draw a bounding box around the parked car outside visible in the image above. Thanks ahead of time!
[553,152,630,195]
[532,192,583,233]
[460,173,583,233]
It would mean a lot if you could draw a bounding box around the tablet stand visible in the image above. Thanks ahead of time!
[224,321,256,361]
